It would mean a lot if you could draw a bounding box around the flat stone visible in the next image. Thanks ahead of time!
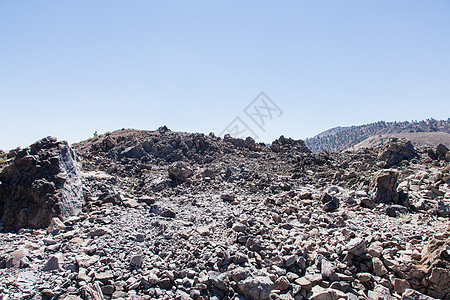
[124,199,139,208]
[401,288,436,300]
[357,272,373,283]
[76,255,99,268]
[95,271,114,282]
[196,224,213,236]
[309,286,339,300]
[294,277,313,290]
[42,253,64,271]
[88,227,111,237]
[346,238,367,256]
[330,281,350,293]
[130,254,144,267]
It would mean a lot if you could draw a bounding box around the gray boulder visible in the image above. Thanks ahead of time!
[237,276,273,300]
[168,161,193,182]
[370,169,409,206]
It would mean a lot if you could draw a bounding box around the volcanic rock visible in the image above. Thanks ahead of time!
[436,144,449,158]
[378,137,416,167]
[237,276,273,300]
[370,169,408,205]
[346,238,367,256]
[0,137,83,231]
[270,135,311,153]
[168,161,193,181]
[0,129,449,300]
[402,289,437,300]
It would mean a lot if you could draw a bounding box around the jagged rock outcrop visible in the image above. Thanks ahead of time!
[223,134,262,151]
[270,135,311,154]
[0,137,84,231]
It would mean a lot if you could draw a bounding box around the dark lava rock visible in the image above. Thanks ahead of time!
[427,149,438,160]
[386,204,409,217]
[320,193,339,212]
[370,169,400,204]
[0,137,84,231]
[360,197,376,209]
[323,197,339,212]
[270,135,311,154]
[378,137,416,168]
[224,134,261,151]
[436,144,449,158]
[168,161,193,182]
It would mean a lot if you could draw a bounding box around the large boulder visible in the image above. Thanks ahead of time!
[428,144,449,161]
[0,137,84,231]
[436,144,449,158]
[378,137,416,168]
[369,169,408,206]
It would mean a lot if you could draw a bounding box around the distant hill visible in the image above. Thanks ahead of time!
[305,118,450,152]
[348,132,450,151]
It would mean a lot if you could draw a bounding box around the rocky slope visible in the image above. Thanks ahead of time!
[305,119,450,153]
[0,129,449,300]
[348,132,450,151]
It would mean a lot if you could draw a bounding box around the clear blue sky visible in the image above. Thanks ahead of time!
[1,1,449,150]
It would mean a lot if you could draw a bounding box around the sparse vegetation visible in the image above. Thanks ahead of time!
[306,118,450,152]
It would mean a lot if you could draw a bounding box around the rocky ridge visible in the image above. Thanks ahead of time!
[0,129,449,300]
[305,119,450,153]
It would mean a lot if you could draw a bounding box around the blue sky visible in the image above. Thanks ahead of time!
[1,1,449,150]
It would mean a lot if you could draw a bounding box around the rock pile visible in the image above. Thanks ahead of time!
[0,129,449,300]
[270,136,311,154]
